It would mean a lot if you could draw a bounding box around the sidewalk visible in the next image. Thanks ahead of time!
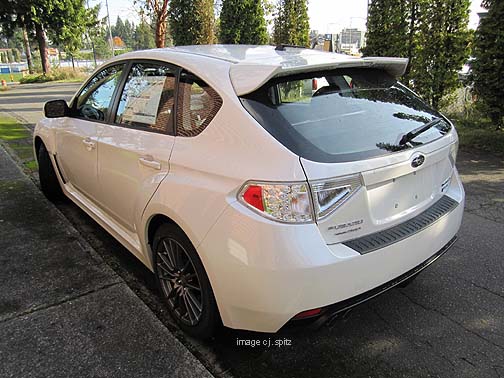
[0,144,213,378]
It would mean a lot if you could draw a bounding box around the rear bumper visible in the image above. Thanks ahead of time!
[306,235,457,329]
[199,173,465,333]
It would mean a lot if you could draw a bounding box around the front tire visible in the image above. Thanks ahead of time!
[153,223,220,339]
[38,143,63,202]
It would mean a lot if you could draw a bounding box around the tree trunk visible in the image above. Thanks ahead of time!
[21,22,34,74]
[404,1,417,81]
[155,18,167,48]
[35,23,50,74]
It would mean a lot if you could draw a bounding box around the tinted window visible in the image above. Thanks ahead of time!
[115,63,176,134]
[241,68,451,163]
[176,71,222,137]
[76,64,124,121]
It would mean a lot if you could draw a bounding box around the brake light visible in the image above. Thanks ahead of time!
[239,175,362,223]
[312,78,318,90]
[311,174,362,220]
[242,185,264,211]
[239,182,313,223]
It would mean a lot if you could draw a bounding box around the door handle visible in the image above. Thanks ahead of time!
[139,155,161,170]
[82,138,96,151]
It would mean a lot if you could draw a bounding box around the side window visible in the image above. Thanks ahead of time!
[176,71,222,137]
[115,63,176,134]
[75,64,124,121]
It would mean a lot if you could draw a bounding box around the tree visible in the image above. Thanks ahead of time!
[471,0,504,129]
[363,0,471,108]
[273,0,309,47]
[90,22,113,59]
[112,17,135,48]
[123,20,135,47]
[220,0,268,44]
[112,16,125,38]
[412,0,471,108]
[50,1,100,70]
[362,0,409,58]
[134,21,156,50]
[12,48,20,61]
[0,0,97,74]
[169,0,215,45]
[136,0,170,47]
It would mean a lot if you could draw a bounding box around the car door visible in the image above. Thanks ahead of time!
[55,64,126,202]
[95,61,176,232]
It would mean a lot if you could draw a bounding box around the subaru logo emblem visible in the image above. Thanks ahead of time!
[411,154,425,168]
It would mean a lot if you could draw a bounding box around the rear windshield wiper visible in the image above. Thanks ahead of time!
[399,117,443,146]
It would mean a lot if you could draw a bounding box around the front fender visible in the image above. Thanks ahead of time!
[34,117,66,155]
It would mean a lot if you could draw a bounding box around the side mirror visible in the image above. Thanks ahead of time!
[44,100,70,118]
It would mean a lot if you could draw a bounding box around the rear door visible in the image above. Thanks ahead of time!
[240,68,458,244]
[95,61,177,232]
[301,140,456,245]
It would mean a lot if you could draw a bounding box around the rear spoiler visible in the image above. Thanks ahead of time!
[230,57,409,96]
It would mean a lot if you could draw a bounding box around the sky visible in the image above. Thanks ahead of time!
[90,0,487,34]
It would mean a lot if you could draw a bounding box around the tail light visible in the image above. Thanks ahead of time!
[239,182,313,223]
[311,174,362,220]
[312,78,318,90]
[238,174,362,224]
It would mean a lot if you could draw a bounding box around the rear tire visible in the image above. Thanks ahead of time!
[153,223,220,339]
[38,143,64,202]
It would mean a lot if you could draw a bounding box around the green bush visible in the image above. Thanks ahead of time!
[20,68,88,84]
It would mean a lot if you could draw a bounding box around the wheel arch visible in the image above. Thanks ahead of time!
[146,214,178,251]
[145,213,197,266]
[34,135,43,161]
[144,212,213,278]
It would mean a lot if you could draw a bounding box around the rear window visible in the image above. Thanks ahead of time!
[240,68,451,163]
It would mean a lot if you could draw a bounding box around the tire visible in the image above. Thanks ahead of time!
[153,223,220,339]
[38,143,64,202]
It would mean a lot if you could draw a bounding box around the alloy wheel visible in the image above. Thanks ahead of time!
[156,238,203,326]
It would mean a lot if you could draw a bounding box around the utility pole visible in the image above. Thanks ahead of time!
[86,0,97,66]
[105,0,114,57]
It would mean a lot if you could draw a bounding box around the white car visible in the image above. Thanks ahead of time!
[34,45,464,338]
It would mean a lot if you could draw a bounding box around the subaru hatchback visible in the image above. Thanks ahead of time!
[34,45,464,338]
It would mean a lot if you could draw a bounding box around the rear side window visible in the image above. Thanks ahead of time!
[75,64,124,121]
[176,71,222,137]
[115,63,176,134]
[241,68,451,163]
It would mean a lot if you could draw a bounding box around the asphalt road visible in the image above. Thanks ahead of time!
[2,82,504,378]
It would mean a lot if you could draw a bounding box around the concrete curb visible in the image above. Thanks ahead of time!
[0,114,214,377]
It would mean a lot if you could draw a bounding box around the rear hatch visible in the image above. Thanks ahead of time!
[240,67,458,244]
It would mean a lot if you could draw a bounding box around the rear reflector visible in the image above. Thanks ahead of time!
[292,308,322,320]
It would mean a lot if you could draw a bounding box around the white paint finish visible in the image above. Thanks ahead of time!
[96,124,175,233]
[75,46,408,98]
[309,137,458,245]
[199,176,464,332]
[33,46,465,333]
[54,118,103,202]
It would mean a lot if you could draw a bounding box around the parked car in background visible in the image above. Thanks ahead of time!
[34,45,464,338]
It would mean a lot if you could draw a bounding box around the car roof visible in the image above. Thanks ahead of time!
[111,45,408,96]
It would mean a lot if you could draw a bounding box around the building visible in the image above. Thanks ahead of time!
[339,28,365,55]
